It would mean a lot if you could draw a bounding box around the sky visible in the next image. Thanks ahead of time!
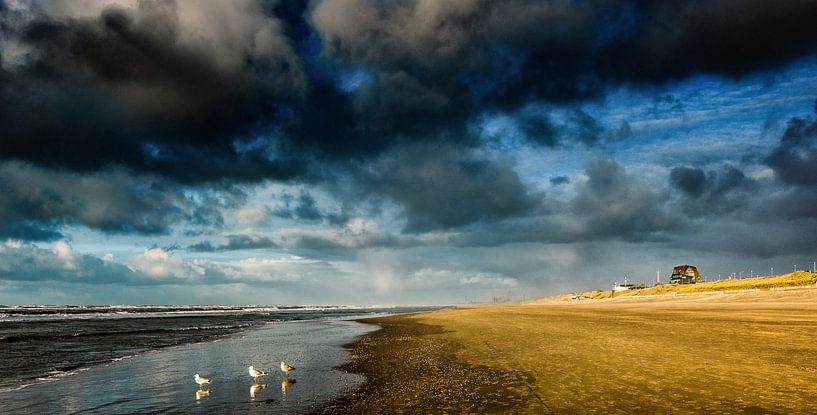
[1,0,817,305]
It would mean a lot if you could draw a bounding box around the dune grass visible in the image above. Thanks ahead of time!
[548,271,817,301]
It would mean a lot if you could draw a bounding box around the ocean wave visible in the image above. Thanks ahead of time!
[0,304,403,319]
[0,324,252,343]
[0,367,92,393]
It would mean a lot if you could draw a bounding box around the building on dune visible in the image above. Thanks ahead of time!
[612,276,647,292]
[669,265,701,284]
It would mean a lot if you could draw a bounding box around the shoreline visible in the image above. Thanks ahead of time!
[0,325,253,394]
[318,290,817,414]
[0,316,258,392]
[0,319,377,413]
[0,307,434,392]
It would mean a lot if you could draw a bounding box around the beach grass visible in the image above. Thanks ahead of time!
[320,287,817,414]
[548,271,817,301]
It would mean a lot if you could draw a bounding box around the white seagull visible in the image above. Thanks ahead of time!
[194,374,211,386]
[280,361,295,377]
[248,365,267,379]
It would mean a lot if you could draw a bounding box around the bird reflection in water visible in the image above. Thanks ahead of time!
[195,387,211,400]
[281,378,296,400]
[249,382,267,399]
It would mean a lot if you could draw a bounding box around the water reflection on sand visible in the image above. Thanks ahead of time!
[195,387,211,400]
[249,381,267,399]
[281,377,296,400]
[0,320,375,414]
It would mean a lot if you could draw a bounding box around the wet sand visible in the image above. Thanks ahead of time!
[0,319,377,414]
[319,289,817,414]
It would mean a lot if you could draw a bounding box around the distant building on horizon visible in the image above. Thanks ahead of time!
[669,265,701,284]
[613,276,647,292]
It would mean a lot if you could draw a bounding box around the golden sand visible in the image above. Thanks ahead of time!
[320,286,817,414]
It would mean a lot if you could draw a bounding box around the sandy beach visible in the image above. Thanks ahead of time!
[320,289,817,414]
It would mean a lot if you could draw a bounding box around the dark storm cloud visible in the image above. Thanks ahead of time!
[284,0,817,171]
[448,143,814,253]
[517,113,560,147]
[363,144,540,232]
[441,158,679,247]
[3,0,817,183]
[2,0,817,244]
[0,162,207,240]
[670,167,708,197]
[765,108,817,187]
[0,221,63,242]
[754,189,817,223]
[570,158,678,241]
[352,71,450,129]
[5,0,817,172]
[760,106,817,221]
[0,0,306,183]
[310,155,680,249]
[669,165,759,217]
[566,109,605,145]
[311,0,817,106]
[608,0,817,82]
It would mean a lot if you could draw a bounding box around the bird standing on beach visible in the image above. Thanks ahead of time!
[280,361,295,377]
[194,374,211,386]
[248,365,267,379]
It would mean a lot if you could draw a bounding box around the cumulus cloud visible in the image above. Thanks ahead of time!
[0,239,140,284]
[126,247,191,279]
[203,256,306,283]
[0,240,332,287]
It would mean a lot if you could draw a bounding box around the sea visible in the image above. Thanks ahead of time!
[0,305,438,414]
